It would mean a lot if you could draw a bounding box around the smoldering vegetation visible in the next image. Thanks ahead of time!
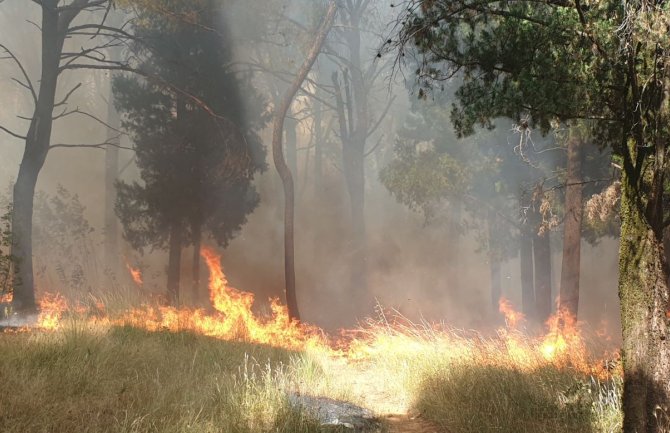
[0,0,620,334]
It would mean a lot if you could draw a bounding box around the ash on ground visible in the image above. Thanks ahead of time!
[288,393,381,432]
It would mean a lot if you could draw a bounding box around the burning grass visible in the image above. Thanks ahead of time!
[347,316,623,433]
[0,247,623,433]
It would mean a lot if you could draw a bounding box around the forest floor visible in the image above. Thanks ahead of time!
[0,320,622,433]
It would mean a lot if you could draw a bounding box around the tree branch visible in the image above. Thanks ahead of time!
[0,43,37,105]
[0,124,27,140]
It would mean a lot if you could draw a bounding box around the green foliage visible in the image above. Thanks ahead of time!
[380,140,468,220]
[32,186,97,292]
[114,0,268,252]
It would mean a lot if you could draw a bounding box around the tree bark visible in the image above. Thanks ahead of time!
[488,209,501,309]
[167,221,183,306]
[533,230,552,324]
[191,219,202,303]
[285,115,298,178]
[11,4,64,312]
[519,187,535,318]
[104,74,120,275]
[558,135,584,318]
[271,0,338,322]
[619,175,670,433]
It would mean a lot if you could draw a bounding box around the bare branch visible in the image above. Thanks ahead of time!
[54,107,126,135]
[54,83,82,107]
[0,43,37,105]
[366,95,396,138]
[50,136,132,151]
[0,124,27,140]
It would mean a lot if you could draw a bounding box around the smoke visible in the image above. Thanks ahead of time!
[0,0,621,337]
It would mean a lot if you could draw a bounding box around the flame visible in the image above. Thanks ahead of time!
[126,261,143,286]
[7,249,617,379]
[499,298,524,328]
[37,293,68,330]
[0,292,11,303]
[115,247,328,351]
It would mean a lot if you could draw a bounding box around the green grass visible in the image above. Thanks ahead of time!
[412,363,622,433]
[0,323,328,433]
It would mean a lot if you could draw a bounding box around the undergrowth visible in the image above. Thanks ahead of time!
[0,324,328,433]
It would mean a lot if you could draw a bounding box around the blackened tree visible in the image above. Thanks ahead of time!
[114,0,267,304]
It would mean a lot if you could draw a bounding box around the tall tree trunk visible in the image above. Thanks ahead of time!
[104,77,120,275]
[270,0,338,322]
[191,219,202,303]
[488,209,501,309]
[533,230,552,324]
[342,8,370,297]
[167,221,183,306]
[619,175,670,433]
[519,187,535,318]
[558,135,584,318]
[11,5,64,312]
[313,97,323,196]
[344,140,367,293]
[285,115,298,178]
[519,229,534,317]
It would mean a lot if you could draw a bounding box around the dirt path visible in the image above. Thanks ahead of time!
[383,414,442,433]
[320,359,444,433]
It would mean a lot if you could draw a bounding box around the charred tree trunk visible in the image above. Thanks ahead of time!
[271,0,338,322]
[104,76,120,275]
[520,229,534,317]
[344,9,369,296]
[11,5,64,312]
[191,219,202,303]
[558,136,584,318]
[167,221,183,306]
[519,188,535,318]
[313,97,323,196]
[533,230,552,324]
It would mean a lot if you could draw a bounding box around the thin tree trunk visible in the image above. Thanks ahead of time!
[104,76,120,275]
[313,98,323,196]
[488,208,501,308]
[558,135,584,318]
[11,4,64,312]
[286,115,298,177]
[533,230,552,324]
[167,221,183,306]
[619,175,670,433]
[520,187,535,318]
[192,220,202,303]
[341,8,370,297]
[271,0,338,322]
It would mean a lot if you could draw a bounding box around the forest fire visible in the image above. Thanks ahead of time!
[3,248,616,379]
[125,261,143,286]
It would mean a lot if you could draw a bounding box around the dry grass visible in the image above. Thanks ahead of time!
[352,320,623,433]
[0,322,328,433]
[0,313,623,433]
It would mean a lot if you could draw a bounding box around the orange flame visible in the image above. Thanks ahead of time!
[8,250,616,379]
[37,293,68,330]
[126,261,143,286]
[116,247,328,351]
[499,298,524,328]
